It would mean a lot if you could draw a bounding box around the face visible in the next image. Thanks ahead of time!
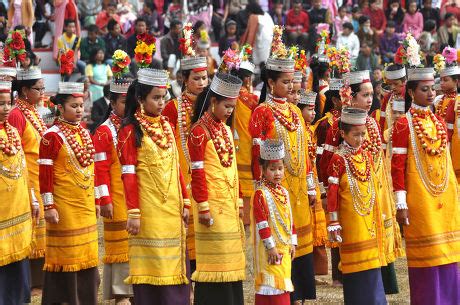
[107,5,117,15]
[111,94,126,118]
[269,72,294,98]
[393,110,405,121]
[185,70,208,96]
[65,22,76,35]
[287,82,301,104]
[227,24,237,35]
[387,78,405,95]
[313,0,321,8]
[302,106,316,124]
[386,26,395,35]
[364,20,371,29]
[424,0,432,8]
[211,97,236,121]
[342,27,351,36]
[293,3,302,13]
[409,2,417,13]
[339,8,346,17]
[96,50,105,62]
[332,96,342,110]
[23,79,45,105]
[341,124,367,148]
[141,86,167,116]
[410,80,435,107]
[21,57,31,68]
[440,76,458,92]
[111,23,121,35]
[391,2,399,10]
[352,82,374,111]
[135,21,147,34]
[88,31,98,41]
[197,47,208,57]
[275,3,283,14]
[370,2,378,10]
[373,69,382,81]
[58,96,84,122]
[263,160,284,185]
[446,16,456,27]
[0,93,12,123]
[172,24,182,37]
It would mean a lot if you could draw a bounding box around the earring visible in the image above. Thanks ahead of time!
[270,86,274,95]
[140,103,145,114]
[211,103,215,113]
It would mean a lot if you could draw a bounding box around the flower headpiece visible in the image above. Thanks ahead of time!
[271,26,288,59]
[220,48,241,73]
[134,32,156,68]
[433,54,446,74]
[266,26,295,72]
[340,80,352,107]
[316,23,330,56]
[394,33,421,68]
[439,46,460,77]
[179,23,195,57]
[239,44,255,73]
[3,30,26,67]
[59,49,75,80]
[112,50,131,79]
[326,47,350,75]
[197,30,211,49]
[179,23,207,71]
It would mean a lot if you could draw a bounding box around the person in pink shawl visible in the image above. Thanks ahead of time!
[52,0,81,61]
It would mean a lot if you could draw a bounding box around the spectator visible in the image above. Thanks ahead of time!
[140,1,164,36]
[334,5,351,40]
[80,24,106,63]
[20,50,34,69]
[286,0,309,48]
[197,32,218,79]
[308,0,332,55]
[441,0,460,24]
[85,48,112,102]
[95,2,121,35]
[419,19,439,65]
[438,12,460,48]
[270,0,286,26]
[228,0,246,21]
[373,66,384,82]
[7,0,34,42]
[219,20,239,56]
[0,2,7,42]
[380,21,400,63]
[336,22,360,59]
[385,0,405,32]
[421,0,441,28]
[90,84,111,132]
[160,19,182,69]
[403,0,424,39]
[212,0,228,40]
[355,42,380,72]
[192,21,207,47]
[235,1,251,37]
[127,17,148,58]
[357,15,379,51]
[104,19,127,65]
[33,0,53,48]
[56,19,86,76]
[351,6,361,33]
[362,0,387,36]
[117,0,137,34]
[164,0,182,31]
[52,0,81,60]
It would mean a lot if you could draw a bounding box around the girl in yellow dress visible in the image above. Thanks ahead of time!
[0,80,33,305]
[118,68,190,304]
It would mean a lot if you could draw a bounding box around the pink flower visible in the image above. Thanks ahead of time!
[442,47,457,65]
[316,23,330,35]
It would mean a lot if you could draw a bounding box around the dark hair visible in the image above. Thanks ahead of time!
[89,47,104,65]
[386,64,407,81]
[338,120,355,133]
[352,6,360,13]
[107,19,119,32]
[170,19,183,30]
[103,84,111,97]
[310,56,329,121]
[50,94,74,117]
[404,80,418,112]
[122,79,156,147]
[369,0,378,4]
[423,19,436,32]
[135,17,147,25]
[232,67,252,82]
[193,20,205,33]
[246,0,264,15]
[387,20,396,28]
[343,22,354,31]
[259,63,283,103]
[12,78,41,98]
[87,24,99,34]
[338,4,348,11]
[191,87,227,123]
[64,19,75,27]
[259,158,282,170]
[358,15,369,25]
[107,1,117,8]
[14,25,25,31]
[350,82,364,96]
[323,89,341,114]
[144,1,157,11]
[445,13,455,21]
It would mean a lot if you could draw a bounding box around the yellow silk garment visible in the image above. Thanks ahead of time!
[451,97,460,183]
[126,121,188,285]
[0,128,32,266]
[252,187,294,293]
[171,98,197,260]
[404,116,460,268]
[274,105,313,257]
[192,126,246,283]
[337,152,386,274]
[44,128,98,272]
[233,93,255,198]
[21,114,46,258]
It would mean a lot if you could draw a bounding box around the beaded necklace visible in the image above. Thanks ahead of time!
[16,98,47,137]
[435,91,457,119]
[0,122,22,156]
[107,112,122,148]
[362,117,382,158]
[267,96,300,132]
[0,123,25,182]
[410,107,448,156]
[306,126,317,162]
[56,119,95,167]
[177,94,194,165]
[201,112,234,167]
[135,110,173,150]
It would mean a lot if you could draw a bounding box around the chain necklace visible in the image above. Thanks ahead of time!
[135,110,174,150]
[262,184,293,246]
[107,112,122,148]
[407,110,449,196]
[267,96,300,132]
[16,98,47,137]
[177,94,193,166]
[201,112,234,167]
[410,108,448,156]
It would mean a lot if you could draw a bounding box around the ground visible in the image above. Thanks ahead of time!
[31,223,410,305]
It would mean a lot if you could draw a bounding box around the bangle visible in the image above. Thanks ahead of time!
[44,204,56,211]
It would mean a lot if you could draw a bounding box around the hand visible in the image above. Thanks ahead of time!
[95,205,100,218]
[45,209,59,224]
[182,208,190,227]
[396,209,409,226]
[31,205,40,224]
[290,246,296,261]
[267,247,279,265]
[239,207,244,219]
[126,218,140,235]
[100,203,114,219]
[198,211,213,227]
[308,194,317,207]
[329,228,342,243]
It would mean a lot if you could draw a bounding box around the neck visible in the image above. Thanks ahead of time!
[19,97,34,106]
[411,103,430,110]
[263,178,280,188]
[208,111,221,122]
[269,94,287,103]
[65,32,73,38]
[343,141,360,154]
[59,117,79,126]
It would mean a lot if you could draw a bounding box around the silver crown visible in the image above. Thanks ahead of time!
[260,140,285,161]
[197,40,211,49]
[384,66,406,80]
[138,68,169,87]
[293,71,303,83]
[299,90,316,106]
[17,67,42,80]
[0,80,12,92]
[341,107,367,125]
[344,70,370,85]
[110,79,132,94]
[210,72,242,98]
[180,56,207,71]
[392,99,406,112]
[407,67,435,81]
[440,65,460,77]
[240,60,255,73]
[329,78,343,91]
[266,58,295,72]
[315,53,329,63]
[0,67,17,77]
[58,82,84,95]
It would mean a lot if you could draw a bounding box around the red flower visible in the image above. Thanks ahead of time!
[11,39,25,51]
[11,31,23,42]
[135,52,144,63]
[122,56,131,66]
[246,48,252,55]
[112,64,122,73]
[144,33,156,45]
[17,53,26,62]
[394,46,405,65]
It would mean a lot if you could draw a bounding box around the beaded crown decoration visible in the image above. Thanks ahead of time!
[0,80,12,92]
[210,72,242,98]
[260,139,285,161]
[58,82,84,96]
[110,79,132,94]
[138,68,169,87]
[344,70,370,85]
[341,107,367,126]
[17,67,42,80]
[384,64,406,80]
[329,78,343,91]
[298,90,316,106]
[293,71,303,83]
[0,67,17,77]
[407,67,435,81]
[180,23,207,71]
